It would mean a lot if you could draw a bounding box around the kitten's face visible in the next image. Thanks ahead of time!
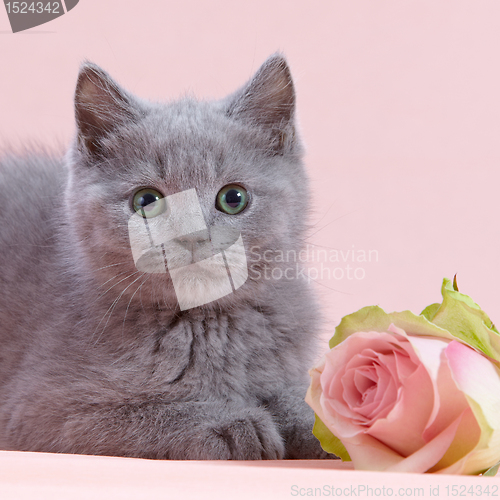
[66,55,310,312]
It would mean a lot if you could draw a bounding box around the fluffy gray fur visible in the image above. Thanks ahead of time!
[0,54,330,459]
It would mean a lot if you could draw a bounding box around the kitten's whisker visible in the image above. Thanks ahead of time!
[80,271,140,330]
[97,270,132,291]
[121,273,149,335]
[92,271,144,345]
[139,277,148,315]
[91,271,140,331]
[96,270,139,299]
[297,241,342,251]
[307,276,352,295]
[94,262,128,272]
[309,200,339,228]
[306,210,359,240]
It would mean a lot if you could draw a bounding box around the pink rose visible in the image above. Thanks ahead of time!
[307,321,500,473]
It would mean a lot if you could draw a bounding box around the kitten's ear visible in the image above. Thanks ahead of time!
[74,62,139,154]
[227,54,296,153]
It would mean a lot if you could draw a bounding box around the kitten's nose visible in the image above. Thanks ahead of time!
[175,230,210,251]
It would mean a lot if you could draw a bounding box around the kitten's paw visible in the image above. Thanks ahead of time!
[200,409,285,460]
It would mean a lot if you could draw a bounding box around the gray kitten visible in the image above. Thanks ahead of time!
[0,54,329,460]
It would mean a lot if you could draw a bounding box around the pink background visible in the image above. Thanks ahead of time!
[0,1,499,350]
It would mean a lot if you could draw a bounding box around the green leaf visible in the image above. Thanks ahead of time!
[330,305,456,349]
[329,306,392,349]
[421,303,441,321]
[482,461,500,476]
[430,278,500,361]
[312,414,351,461]
[389,310,456,340]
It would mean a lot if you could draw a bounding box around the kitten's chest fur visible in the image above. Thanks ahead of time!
[77,298,309,404]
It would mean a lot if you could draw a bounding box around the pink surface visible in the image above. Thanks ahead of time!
[0,451,498,500]
[1,1,499,351]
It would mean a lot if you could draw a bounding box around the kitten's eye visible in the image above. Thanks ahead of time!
[132,188,166,218]
[216,184,249,215]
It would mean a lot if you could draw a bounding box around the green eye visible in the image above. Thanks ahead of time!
[216,184,249,215]
[132,188,166,218]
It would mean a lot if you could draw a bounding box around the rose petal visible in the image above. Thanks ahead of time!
[321,394,365,438]
[320,330,425,440]
[364,374,398,422]
[440,421,500,475]
[446,341,500,429]
[443,341,500,474]
[421,348,471,443]
[428,407,481,472]
[339,432,406,471]
[402,333,452,433]
[367,362,434,456]
[345,363,394,421]
[343,366,372,412]
[392,350,417,380]
[353,366,377,394]
[387,324,424,365]
[386,410,465,473]
[321,334,402,424]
